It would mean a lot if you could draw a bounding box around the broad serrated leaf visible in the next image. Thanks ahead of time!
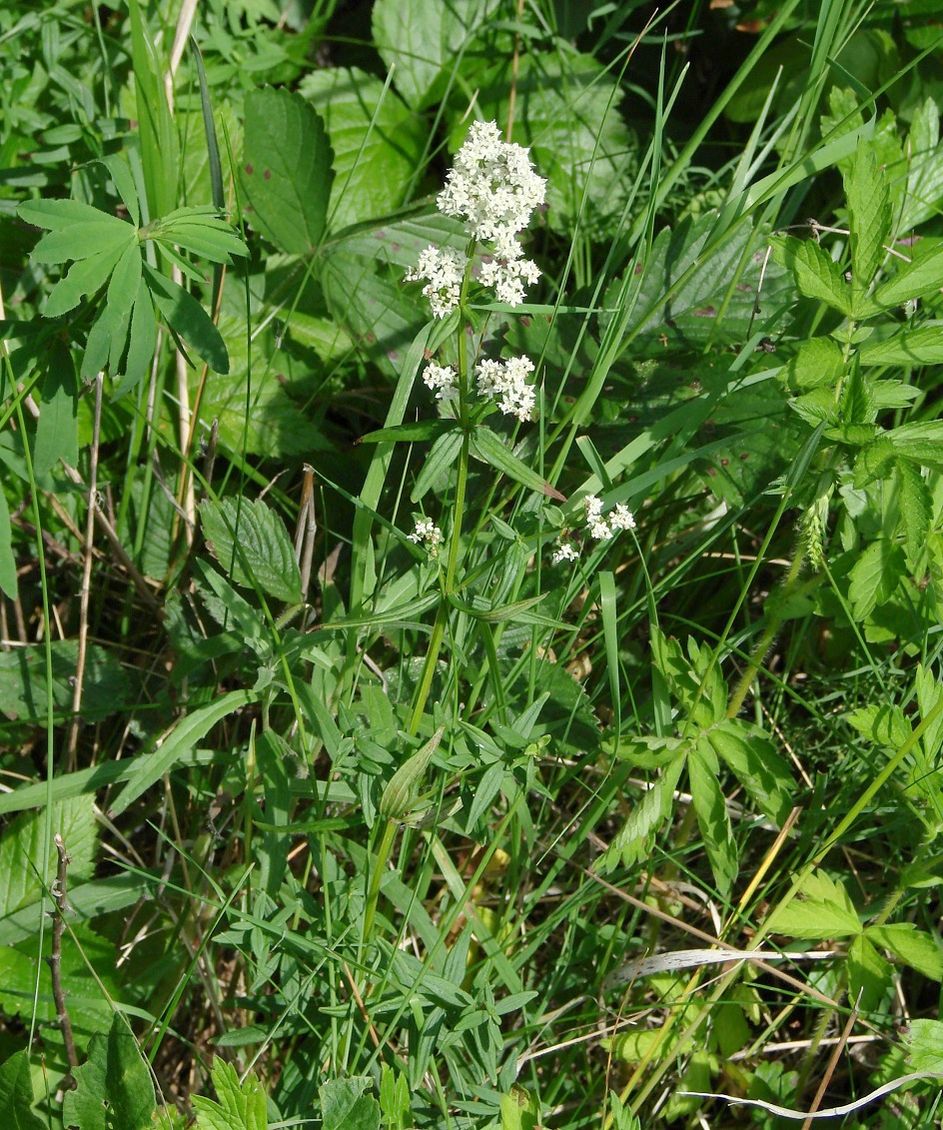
[867,923,943,980]
[876,245,943,307]
[886,420,943,471]
[0,925,119,1036]
[201,496,302,604]
[321,247,424,380]
[144,264,229,374]
[0,1051,43,1129]
[0,796,96,925]
[896,460,931,571]
[902,96,943,230]
[319,1077,381,1130]
[690,739,738,896]
[847,934,892,1013]
[240,88,332,255]
[785,336,844,391]
[844,144,891,299]
[64,1014,156,1130]
[0,640,129,727]
[192,1059,267,1130]
[775,235,852,314]
[858,323,943,366]
[475,51,637,239]
[906,1019,943,1073]
[847,536,906,620]
[766,869,861,940]
[707,720,794,826]
[471,426,564,500]
[195,313,330,457]
[299,66,425,230]
[372,0,500,110]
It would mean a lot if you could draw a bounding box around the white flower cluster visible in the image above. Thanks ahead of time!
[475,355,536,422]
[407,120,545,318]
[407,517,443,555]
[422,361,457,400]
[404,246,466,320]
[550,496,637,566]
[584,495,636,540]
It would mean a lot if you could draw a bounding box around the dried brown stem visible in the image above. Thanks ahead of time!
[48,834,79,1082]
[67,372,103,771]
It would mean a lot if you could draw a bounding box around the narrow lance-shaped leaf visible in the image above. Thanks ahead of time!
[472,426,565,500]
[144,263,229,374]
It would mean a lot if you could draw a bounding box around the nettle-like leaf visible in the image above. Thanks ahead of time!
[875,242,943,308]
[240,87,333,255]
[192,1059,267,1130]
[319,1077,381,1130]
[299,66,425,231]
[866,923,943,981]
[201,496,302,605]
[772,234,852,315]
[372,0,501,111]
[843,144,891,304]
[0,1050,43,1129]
[477,50,637,240]
[63,1014,156,1130]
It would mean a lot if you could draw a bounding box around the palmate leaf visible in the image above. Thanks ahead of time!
[144,263,229,373]
[690,739,738,896]
[30,221,134,265]
[597,754,685,872]
[43,241,128,317]
[866,923,943,981]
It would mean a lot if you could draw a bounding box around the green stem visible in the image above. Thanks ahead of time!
[360,817,397,951]
[726,545,806,719]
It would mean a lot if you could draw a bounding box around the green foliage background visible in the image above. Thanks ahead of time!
[3,0,943,1127]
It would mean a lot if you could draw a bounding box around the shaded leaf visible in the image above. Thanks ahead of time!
[240,87,332,255]
[201,497,302,604]
[866,923,943,980]
[0,1051,43,1129]
[690,739,738,896]
[145,264,229,374]
[319,1077,380,1130]
[848,537,905,620]
[64,1014,156,1130]
[299,66,425,230]
[193,1059,267,1130]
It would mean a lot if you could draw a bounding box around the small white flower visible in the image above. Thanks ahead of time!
[422,362,457,400]
[551,541,579,565]
[610,504,636,532]
[583,496,636,540]
[436,120,546,247]
[475,354,536,422]
[405,245,467,318]
[407,517,443,555]
[584,495,611,540]
[478,252,541,307]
